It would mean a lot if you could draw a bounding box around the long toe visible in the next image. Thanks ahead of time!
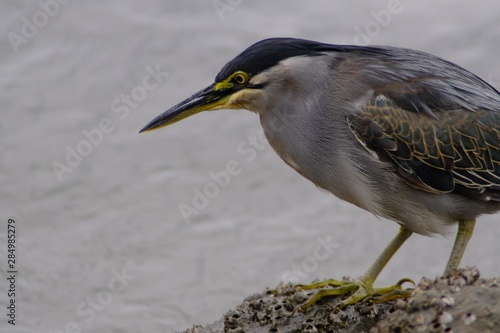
[297,278,414,312]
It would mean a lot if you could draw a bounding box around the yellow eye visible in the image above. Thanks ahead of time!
[232,71,249,84]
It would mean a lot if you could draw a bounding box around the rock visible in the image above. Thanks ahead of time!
[181,267,500,333]
[373,267,500,333]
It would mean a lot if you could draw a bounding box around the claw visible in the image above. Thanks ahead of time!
[396,277,415,287]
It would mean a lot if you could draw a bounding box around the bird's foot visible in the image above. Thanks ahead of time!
[296,277,414,312]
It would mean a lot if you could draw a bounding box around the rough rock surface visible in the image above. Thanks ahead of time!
[181,267,500,333]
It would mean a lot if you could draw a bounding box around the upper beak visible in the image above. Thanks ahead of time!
[140,83,231,133]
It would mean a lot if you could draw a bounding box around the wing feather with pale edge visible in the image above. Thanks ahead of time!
[348,94,500,201]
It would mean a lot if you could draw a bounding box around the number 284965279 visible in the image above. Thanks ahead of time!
[7,219,16,270]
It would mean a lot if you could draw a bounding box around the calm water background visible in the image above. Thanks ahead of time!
[1,1,500,332]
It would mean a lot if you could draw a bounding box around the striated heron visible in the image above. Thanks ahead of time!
[140,38,500,310]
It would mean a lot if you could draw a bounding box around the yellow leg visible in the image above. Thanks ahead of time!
[444,219,475,276]
[359,226,413,285]
[298,227,413,310]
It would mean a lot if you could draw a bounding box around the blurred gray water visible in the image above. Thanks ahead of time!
[1,1,500,332]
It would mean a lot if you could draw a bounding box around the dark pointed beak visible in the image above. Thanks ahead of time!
[140,83,231,133]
